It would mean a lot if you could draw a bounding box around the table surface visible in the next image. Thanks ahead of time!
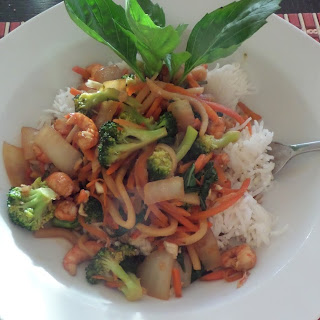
[1,0,320,21]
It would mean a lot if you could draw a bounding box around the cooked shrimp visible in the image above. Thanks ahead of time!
[63,241,104,276]
[207,117,226,139]
[32,145,51,164]
[46,172,74,197]
[221,244,257,271]
[66,113,98,151]
[55,200,78,222]
[54,118,72,136]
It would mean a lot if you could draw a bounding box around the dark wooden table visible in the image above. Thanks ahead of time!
[1,0,320,22]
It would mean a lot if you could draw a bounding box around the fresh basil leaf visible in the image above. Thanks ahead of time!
[137,0,166,27]
[183,0,281,78]
[164,51,191,79]
[176,23,188,36]
[125,0,181,75]
[64,0,144,79]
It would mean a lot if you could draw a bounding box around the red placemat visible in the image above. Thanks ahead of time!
[1,13,320,41]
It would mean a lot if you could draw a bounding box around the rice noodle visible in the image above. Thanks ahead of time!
[136,218,178,237]
[33,228,79,245]
[178,219,208,246]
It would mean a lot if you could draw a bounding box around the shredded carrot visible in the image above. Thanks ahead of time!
[105,281,123,288]
[152,107,162,121]
[238,102,262,121]
[148,204,168,224]
[159,202,191,217]
[145,96,162,118]
[72,66,90,79]
[130,229,142,239]
[70,87,82,96]
[189,178,250,220]
[172,268,182,298]
[106,159,125,176]
[200,269,225,281]
[126,169,135,191]
[165,83,196,97]
[200,101,220,123]
[78,215,110,245]
[213,162,230,188]
[113,118,146,130]
[76,189,89,205]
[126,82,146,96]
[149,214,167,228]
[194,153,213,174]
[177,161,193,174]
[187,74,200,88]
[158,202,198,232]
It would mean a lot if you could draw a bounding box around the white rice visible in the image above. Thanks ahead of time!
[38,88,75,127]
[210,193,274,248]
[204,63,255,109]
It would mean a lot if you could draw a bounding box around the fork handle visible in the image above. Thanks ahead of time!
[291,141,320,155]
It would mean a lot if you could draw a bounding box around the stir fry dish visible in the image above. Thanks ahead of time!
[3,0,281,301]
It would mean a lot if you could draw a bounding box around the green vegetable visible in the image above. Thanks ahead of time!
[182,0,282,80]
[184,131,240,162]
[153,111,177,145]
[86,244,143,301]
[176,125,198,161]
[182,162,217,210]
[98,121,168,167]
[74,88,142,116]
[164,52,191,80]
[191,263,209,283]
[177,251,186,272]
[7,178,56,231]
[137,0,165,27]
[52,217,80,229]
[147,147,173,181]
[119,105,154,129]
[83,197,103,223]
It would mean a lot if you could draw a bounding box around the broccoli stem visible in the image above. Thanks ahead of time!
[212,131,241,148]
[176,126,198,161]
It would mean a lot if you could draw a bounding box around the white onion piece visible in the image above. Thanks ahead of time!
[3,142,28,186]
[95,101,119,129]
[193,229,221,271]
[156,143,177,177]
[168,100,195,132]
[137,250,174,300]
[144,176,184,205]
[85,79,103,90]
[34,125,82,176]
[177,192,200,205]
[21,127,38,160]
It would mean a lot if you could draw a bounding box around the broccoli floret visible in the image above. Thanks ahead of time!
[98,121,168,167]
[147,147,172,181]
[83,197,103,223]
[184,131,240,161]
[52,217,80,229]
[7,178,56,231]
[119,105,154,129]
[86,244,143,301]
[153,111,177,145]
[74,88,142,116]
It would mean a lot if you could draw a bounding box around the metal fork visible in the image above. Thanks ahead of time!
[269,141,320,175]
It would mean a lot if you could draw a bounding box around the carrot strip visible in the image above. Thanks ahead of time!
[189,178,250,220]
[152,107,162,121]
[72,66,90,79]
[82,148,95,162]
[172,268,182,298]
[113,118,146,130]
[78,215,110,245]
[70,87,82,96]
[187,74,200,88]
[194,153,213,174]
[238,102,262,121]
[126,169,135,191]
[201,101,219,123]
[106,159,125,176]
[159,201,191,217]
[105,281,123,288]
[76,189,89,205]
[200,269,225,281]
[213,162,229,188]
[126,82,145,96]
[145,96,162,118]
[158,202,198,232]
[177,161,193,174]
[165,83,197,97]
[148,204,168,224]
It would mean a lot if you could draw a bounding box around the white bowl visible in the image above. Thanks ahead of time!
[1,1,320,319]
